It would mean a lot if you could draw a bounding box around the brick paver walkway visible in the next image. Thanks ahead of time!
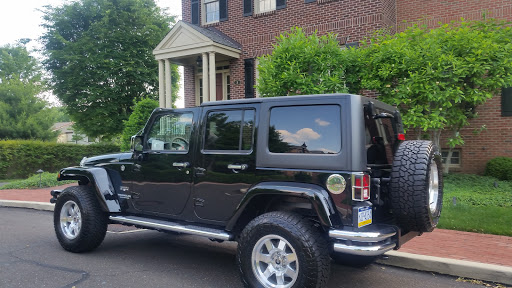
[1,184,511,268]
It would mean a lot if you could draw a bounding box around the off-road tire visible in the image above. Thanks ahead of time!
[54,185,108,252]
[389,140,443,232]
[237,211,330,288]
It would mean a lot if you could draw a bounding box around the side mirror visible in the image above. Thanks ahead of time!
[131,135,144,152]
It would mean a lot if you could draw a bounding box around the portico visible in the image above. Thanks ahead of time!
[153,21,241,107]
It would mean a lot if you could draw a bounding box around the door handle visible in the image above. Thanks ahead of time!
[228,164,248,172]
[173,162,190,168]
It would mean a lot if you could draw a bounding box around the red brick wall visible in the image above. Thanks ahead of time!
[398,0,512,174]
[397,0,512,30]
[182,0,397,102]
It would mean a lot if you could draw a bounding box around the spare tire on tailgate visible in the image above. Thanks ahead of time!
[389,140,443,232]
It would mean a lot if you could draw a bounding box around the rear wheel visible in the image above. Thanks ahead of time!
[237,212,330,288]
[389,140,443,232]
[54,185,108,252]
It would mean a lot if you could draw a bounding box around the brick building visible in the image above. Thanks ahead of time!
[153,0,512,174]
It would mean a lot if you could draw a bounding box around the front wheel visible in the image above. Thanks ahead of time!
[54,185,108,253]
[237,212,330,288]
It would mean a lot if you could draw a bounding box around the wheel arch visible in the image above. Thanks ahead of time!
[226,182,337,234]
[58,167,121,212]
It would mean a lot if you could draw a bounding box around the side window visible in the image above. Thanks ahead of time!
[205,109,255,152]
[268,105,341,154]
[147,113,193,151]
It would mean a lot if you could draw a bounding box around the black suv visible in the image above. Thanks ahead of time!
[51,94,443,288]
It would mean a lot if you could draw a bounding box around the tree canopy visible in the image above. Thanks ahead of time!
[0,44,57,141]
[257,28,349,97]
[120,98,158,151]
[41,0,179,139]
[352,19,512,150]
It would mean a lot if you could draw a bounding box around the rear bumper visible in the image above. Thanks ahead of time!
[329,225,397,256]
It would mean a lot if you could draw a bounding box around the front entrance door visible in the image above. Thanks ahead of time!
[216,73,223,101]
[131,109,197,216]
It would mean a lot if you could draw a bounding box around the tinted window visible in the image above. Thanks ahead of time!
[147,113,193,151]
[205,109,255,151]
[269,105,341,154]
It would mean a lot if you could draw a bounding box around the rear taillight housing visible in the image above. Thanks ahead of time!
[352,174,370,201]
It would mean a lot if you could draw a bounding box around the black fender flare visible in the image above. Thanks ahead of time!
[226,182,337,231]
[58,167,121,212]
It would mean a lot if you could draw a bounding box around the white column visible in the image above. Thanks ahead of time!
[158,60,165,108]
[208,52,216,102]
[202,52,209,103]
[165,59,172,108]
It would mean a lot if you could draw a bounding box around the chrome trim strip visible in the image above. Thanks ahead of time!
[329,227,396,242]
[109,216,232,241]
[333,242,396,256]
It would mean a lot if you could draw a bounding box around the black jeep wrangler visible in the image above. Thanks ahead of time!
[51,94,443,288]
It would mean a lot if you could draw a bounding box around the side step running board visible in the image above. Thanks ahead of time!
[109,215,232,241]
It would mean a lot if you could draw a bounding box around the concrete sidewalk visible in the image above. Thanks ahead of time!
[1,184,511,285]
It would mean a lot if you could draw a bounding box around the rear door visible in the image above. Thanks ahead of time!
[192,104,258,223]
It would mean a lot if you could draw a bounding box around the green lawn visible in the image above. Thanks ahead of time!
[438,174,512,236]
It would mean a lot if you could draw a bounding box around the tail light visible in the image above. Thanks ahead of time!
[352,174,370,201]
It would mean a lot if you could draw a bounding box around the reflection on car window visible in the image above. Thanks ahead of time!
[147,113,193,151]
[205,109,255,151]
[269,105,341,154]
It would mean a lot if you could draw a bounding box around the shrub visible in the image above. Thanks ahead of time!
[484,157,512,181]
[0,172,74,189]
[120,98,158,151]
[0,140,119,179]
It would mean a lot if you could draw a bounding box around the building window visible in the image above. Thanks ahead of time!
[205,0,219,23]
[199,77,204,104]
[256,0,275,13]
[441,149,461,167]
[226,75,231,100]
[245,0,285,16]
[502,87,512,117]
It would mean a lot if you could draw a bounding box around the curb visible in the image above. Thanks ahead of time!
[377,251,512,286]
[0,200,54,212]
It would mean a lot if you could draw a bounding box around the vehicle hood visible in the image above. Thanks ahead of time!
[80,152,133,167]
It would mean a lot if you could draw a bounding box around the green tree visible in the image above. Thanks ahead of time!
[256,27,349,97]
[120,98,158,151]
[41,0,179,140]
[0,44,57,141]
[353,19,512,172]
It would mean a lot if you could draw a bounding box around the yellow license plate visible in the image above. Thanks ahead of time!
[357,206,372,228]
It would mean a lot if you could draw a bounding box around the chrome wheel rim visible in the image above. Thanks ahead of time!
[429,161,440,215]
[251,234,299,288]
[60,200,82,240]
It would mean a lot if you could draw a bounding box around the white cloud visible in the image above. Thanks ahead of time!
[278,128,321,146]
[315,118,330,126]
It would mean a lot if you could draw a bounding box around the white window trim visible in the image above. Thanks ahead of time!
[202,0,220,25]
[255,0,276,14]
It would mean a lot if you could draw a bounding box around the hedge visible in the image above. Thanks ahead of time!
[0,140,120,180]
[485,157,512,181]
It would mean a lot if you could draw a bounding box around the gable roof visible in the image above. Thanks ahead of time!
[153,21,241,61]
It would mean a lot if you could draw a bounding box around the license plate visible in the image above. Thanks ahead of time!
[357,206,372,228]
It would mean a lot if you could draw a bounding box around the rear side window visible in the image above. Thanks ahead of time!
[268,105,341,154]
[205,109,255,151]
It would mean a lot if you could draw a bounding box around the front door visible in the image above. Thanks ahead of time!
[193,105,258,223]
[131,109,197,216]
[216,73,223,101]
